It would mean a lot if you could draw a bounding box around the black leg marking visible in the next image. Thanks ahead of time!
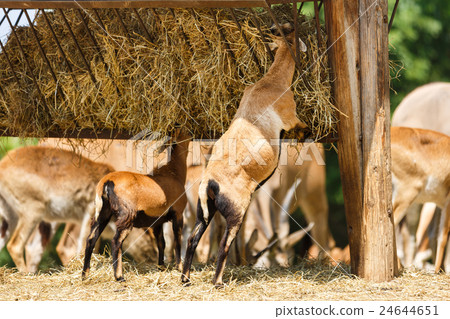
[153,225,166,267]
[182,197,216,284]
[111,225,132,282]
[82,201,112,280]
[82,215,111,280]
[172,212,184,270]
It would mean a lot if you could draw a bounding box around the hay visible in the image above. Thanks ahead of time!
[0,255,449,300]
[0,5,336,140]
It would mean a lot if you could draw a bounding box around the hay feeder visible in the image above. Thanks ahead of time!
[0,0,398,283]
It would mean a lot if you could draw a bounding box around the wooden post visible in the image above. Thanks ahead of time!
[324,0,398,282]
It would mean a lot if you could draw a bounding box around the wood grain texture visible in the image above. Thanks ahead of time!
[324,0,363,277]
[0,0,279,9]
[325,0,397,282]
[359,0,397,281]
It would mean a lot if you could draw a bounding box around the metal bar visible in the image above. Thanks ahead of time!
[318,0,323,11]
[76,9,103,58]
[189,8,212,50]
[0,83,5,99]
[292,1,301,67]
[247,8,274,62]
[57,8,97,85]
[32,8,39,24]
[228,8,262,73]
[264,3,302,70]
[113,8,131,38]
[150,8,161,24]
[132,8,154,43]
[92,8,107,31]
[388,0,400,32]
[23,9,67,105]
[0,1,277,9]
[169,8,194,53]
[13,8,23,27]
[0,9,20,98]
[2,8,49,112]
[41,9,78,87]
[24,10,60,86]
[313,0,322,53]
[0,8,12,26]
[0,36,21,85]
[297,2,304,14]
[209,9,237,62]
[76,9,121,94]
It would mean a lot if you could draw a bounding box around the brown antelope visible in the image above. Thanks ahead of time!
[0,146,113,272]
[82,129,191,281]
[39,138,161,266]
[391,127,450,272]
[182,28,307,286]
[392,82,450,136]
[392,82,450,269]
[246,142,335,267]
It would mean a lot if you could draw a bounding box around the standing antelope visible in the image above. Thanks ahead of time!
[38,138,161,266]
[0,146,113,272]
[182,29,307,286]
[247,142,334,267]
[391,127,450,272]
[392,82,450,269]
[82,129,191,281]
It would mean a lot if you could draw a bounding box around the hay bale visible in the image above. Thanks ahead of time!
[0,5,336,140]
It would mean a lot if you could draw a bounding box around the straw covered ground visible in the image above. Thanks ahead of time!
[0,5,335,140]
[0,255,448,301]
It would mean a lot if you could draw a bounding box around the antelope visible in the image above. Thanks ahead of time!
[246,142,335,267]
[182,28,307,286]
[391,127,450,272]
[38,138,161,266]
[0,146,113,272]
[392,82,450,269]
[392,82,450,136]
[82,129,191,281]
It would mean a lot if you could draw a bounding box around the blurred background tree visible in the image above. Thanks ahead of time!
[389,0,450,109]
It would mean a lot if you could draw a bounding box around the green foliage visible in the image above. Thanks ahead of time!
[0,137,38,159]
[389,0,450,110]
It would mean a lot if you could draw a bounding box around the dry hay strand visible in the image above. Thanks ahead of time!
[0,5,336,140]
[0,255,449,301]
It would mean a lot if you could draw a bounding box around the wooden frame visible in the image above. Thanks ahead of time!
[0,0,313,9]
[0,0,397,282]
[324,0,397,282]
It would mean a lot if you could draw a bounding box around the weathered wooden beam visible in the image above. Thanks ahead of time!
[0,128,133,139]
[324,0,397,282]
[359,0,397,281]
[324,0,363,276]
[0,1,278,9]
[0,127,338,142]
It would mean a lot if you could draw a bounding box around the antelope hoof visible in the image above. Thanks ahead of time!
[181,274,191,286]
[157,263,166,271]
[116,276,126,282]
[214,282,225,289]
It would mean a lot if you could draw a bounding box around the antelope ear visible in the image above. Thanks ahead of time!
[298,38,307,52]
[281,22,294,34]
[268,41,279,51]
[270,22,294,35]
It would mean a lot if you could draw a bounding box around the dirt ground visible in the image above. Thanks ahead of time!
[0,255,449,301]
